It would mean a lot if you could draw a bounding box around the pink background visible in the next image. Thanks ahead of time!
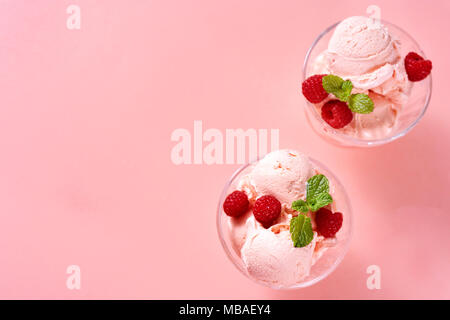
[0,0,449,299]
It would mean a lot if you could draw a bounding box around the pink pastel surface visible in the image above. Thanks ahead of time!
[0,0,449,299]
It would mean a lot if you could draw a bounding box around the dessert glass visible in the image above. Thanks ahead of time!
[216,158,353,289]
[303,20,432,147]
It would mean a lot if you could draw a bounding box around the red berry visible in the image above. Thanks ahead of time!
[253,195,281,227]
[405,52,432,82]
[302,74,329,103]
[321,100,353,129]
[315,208,343,238]
[223,190,249,217]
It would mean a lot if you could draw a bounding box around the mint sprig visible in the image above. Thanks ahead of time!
[291,174,333,213]
[290,214,314,248]
[290,174,334,247]
[308,192,333,212]
[348,93,374,114]
[322,75,374,114]
[292,199,309,213]
[322,75,353,102]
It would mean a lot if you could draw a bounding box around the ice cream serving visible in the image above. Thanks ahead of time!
[221,150,346,287]
[302,16,432,140]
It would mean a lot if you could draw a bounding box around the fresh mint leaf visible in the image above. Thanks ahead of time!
[334,80,353,102]
[308,192,333,212]
[306,174,330,200]
[322,76,353,102]
[348,93,374,114]
[341,80,353,93]
[322,75,344,94]
[291,174,334,214]
[292,199,309,213]
[290,214,314,248]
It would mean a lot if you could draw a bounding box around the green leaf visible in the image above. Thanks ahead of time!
[334,80,353,102]
[322,75,344,94]
[291,174,334,214]
[341,80,353,93]
[306,174,330,200]
[292,199,309,213]
[290,215,314,248]
[322,75,353,102]
[308,192,333,212]
[348,93,374,114]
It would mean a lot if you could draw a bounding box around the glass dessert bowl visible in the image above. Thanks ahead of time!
[217,150,352,289]
[302,17,432,147]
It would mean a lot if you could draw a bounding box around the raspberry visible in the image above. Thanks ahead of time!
[302,74,329,103]
[315,208,343,238]
[321,100,353,129]
[405,52,432,82]
[253,195,281,227]
[223,190,249,217]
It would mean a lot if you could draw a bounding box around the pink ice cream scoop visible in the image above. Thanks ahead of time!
[327,16,401,79]
[310,16,412,140]
[226,150,341,287]
[249,149,314,207]
[241,226,317,287]
[323,16,410,93]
